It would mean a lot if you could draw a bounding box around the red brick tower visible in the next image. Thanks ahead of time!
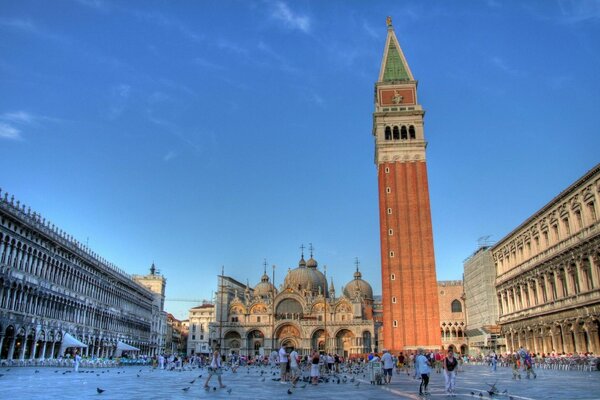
[373,17,441,352]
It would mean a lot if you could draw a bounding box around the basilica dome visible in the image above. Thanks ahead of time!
[254,272,276,297]
[343,268,373,300]
[284,256,328,296]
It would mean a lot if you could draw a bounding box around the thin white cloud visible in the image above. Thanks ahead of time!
[217,38,248,55]
[194,57,224,70]
[0,17,70,43]
[0,111,63,133]
[490,56,523,77]
[0,123,21,140]
[1,111,35,124]
[362,21,379,40]
[257,40,298,74]
[557,0,600,23]
[73,0,107,10]
[311,93,325,108]
[270,2,311,33]
[163,150,177,162]
[108,84,132,119]
[130,9,204,43]
[0,17,37,32]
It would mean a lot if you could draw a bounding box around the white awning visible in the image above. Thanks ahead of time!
[116,341,140,351]
[59,333,88,355]
[62,333,88,348]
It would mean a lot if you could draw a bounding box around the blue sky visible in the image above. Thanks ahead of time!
[1,0,599,319]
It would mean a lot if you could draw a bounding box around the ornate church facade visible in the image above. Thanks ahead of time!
[209,252,376,357]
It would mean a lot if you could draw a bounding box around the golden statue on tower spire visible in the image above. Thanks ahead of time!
[386,16,392,27]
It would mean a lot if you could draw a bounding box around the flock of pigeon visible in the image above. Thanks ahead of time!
[0,364,518,398]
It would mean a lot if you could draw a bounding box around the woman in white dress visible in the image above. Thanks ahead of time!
[204,350,226,389]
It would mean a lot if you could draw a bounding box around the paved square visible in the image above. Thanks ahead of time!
[0,364,598,399]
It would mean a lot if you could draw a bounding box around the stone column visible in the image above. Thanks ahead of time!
[18,336,27,360]
[6,336,16,360]
[40,341,47,359]
[535,277,544,304]
[584,321,600,354]
[29,340,37,360]
[554,271,564,299]
[572,323,583,354]
[517,285,525,309]
[562,324,574,354]
[550,325,560,353]
[590,255,600,289]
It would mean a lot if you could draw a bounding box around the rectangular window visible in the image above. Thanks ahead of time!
[388,229,393,235]
[200,335,204,340]
[386,187,391,194]
[393,320,398,327]
[192,335,196,340]
[387,208,392,214]
[385,167,390,173]
[563,218,570,235]
[392,296,396,303]
[552,224,559,241]
[257,316,261,323]
[588,202,597,222]
[575,210,583,229]
[389,251,395,257]
[391,274,396,280]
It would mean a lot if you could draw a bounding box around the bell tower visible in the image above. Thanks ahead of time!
[373,17,441,351]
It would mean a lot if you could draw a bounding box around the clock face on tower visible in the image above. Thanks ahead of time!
[378,88,415,106]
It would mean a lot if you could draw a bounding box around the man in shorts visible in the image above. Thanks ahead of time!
[278,344,288,383]
[381,349,394,384]
[289,347,300,386]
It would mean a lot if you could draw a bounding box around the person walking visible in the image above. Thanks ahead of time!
[74,351,81,373]
[204,350,226,389]
[289,347,300,386]
[310,350,320,385]
[443,349,458,396]
[414,348,431,396]
[278,344,289,383]
[381,349,394,384]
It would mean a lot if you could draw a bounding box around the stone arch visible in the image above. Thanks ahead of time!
[362,331,372,353]
[1,325,16,359]
[335,329,354,358]
[246,329,264,355]
[275,297,303,320]
[250,303,268,314]
[451,299,462,313]
[223,330,242,352]
[311,328,325,352]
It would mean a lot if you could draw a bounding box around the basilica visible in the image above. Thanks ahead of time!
[209,251,377,358]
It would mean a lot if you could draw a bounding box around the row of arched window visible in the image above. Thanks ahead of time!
[384,125,416,140]
[0,229,152,316]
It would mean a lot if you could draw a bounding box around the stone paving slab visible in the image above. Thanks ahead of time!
[0,364,598,399]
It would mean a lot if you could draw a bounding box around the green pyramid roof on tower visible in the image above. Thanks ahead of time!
[382,40,411,81]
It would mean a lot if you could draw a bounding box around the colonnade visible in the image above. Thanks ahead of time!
[498,254,600,316]
[504,317,600,355]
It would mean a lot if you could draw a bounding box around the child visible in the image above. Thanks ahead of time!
[511,353,521,380]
